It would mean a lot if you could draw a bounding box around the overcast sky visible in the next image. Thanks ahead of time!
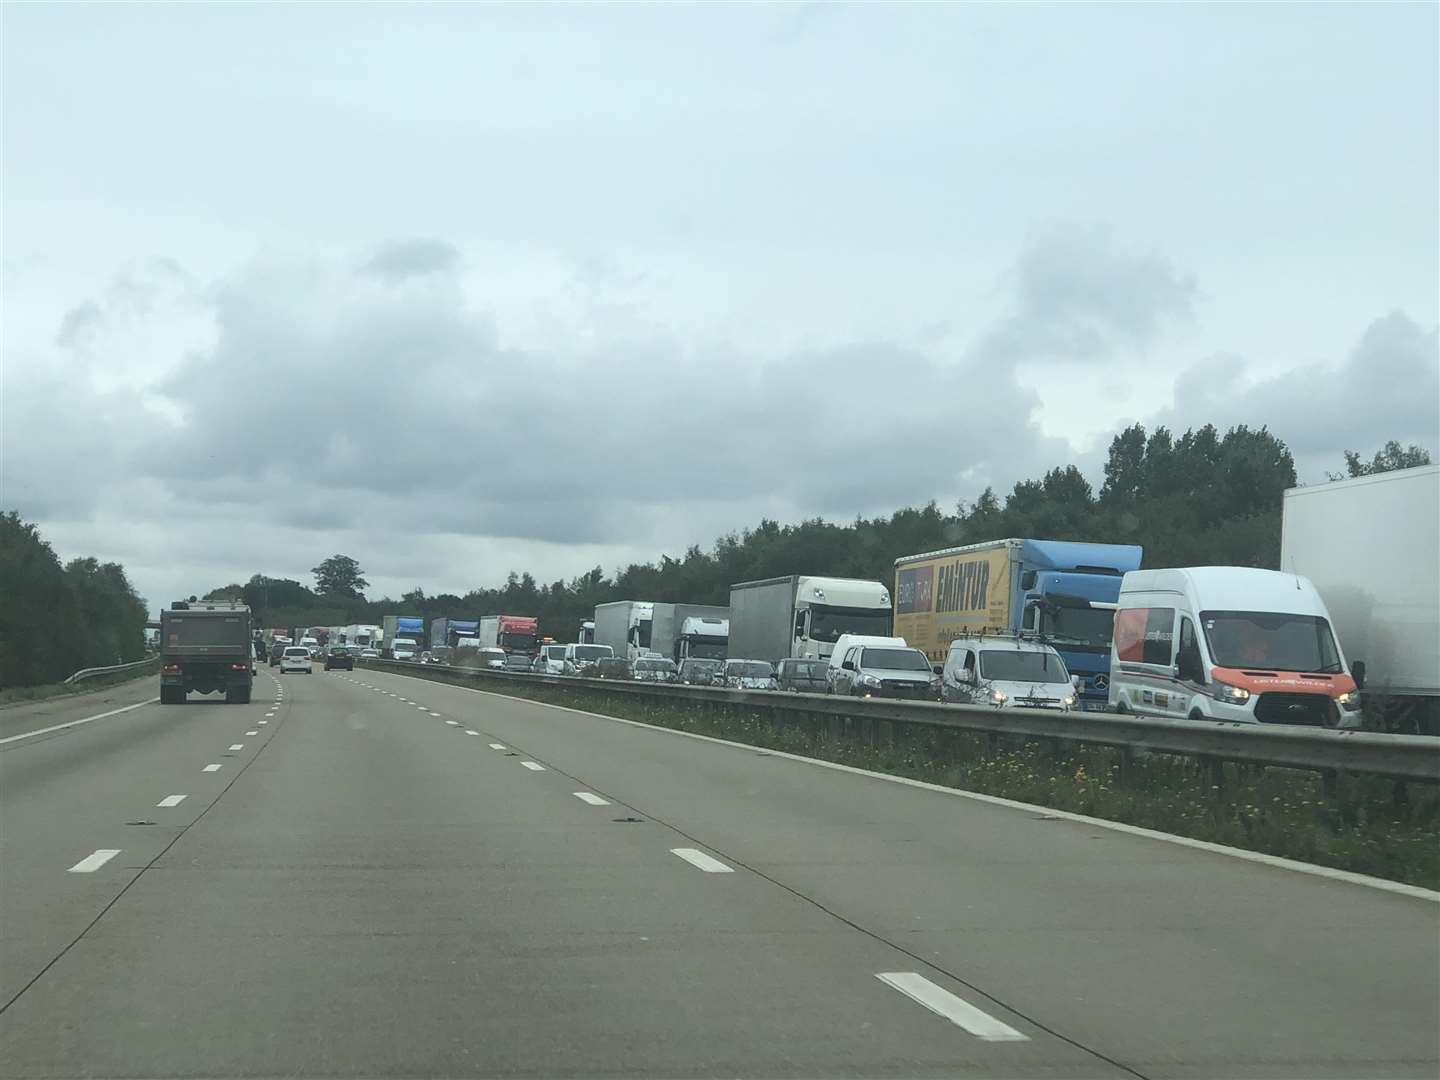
[4,4,1437,615]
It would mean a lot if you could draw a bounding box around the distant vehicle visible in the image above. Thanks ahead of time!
[832,644,937,700]
[722,659,776,690]
[430,617,480,650]
[424,646,452,665]
[649,603,729,663]
[307,646,322,660]
[563,643,613,676]
[530,654,548,673]
[678,658,723,686]
[1108,567,1359,728]
[826,634,909,688]
[894,538,1142,711]
[728,575,892,664]
[280,646,313,674]
[479,615,540,657]
[325,647,354,671]
[594,657,633,680]
[476,647,508,670]
[1280,465,1439,734]
[578,620,596,645]
[503,652,532,673]
[594,601,655,661]
[539,643,568,675]
[381,614,425,658]
[159,600,255,705]
[941,635,1075,710]
[268,644,283,667]
[359,648,381,660]
[775,657,830,694]
[342,623,383,649]
[633,657,679,683]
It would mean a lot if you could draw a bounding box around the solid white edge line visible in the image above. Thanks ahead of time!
[156,794,187,808]
[670,847,734,873]
[68,849,121,873]
[876,972,1028,1041]
[573,791,610,806]
[0,697,158,746]
[404,676,1440,903]
[520,761,546,771]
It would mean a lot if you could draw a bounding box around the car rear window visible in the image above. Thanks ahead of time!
[284,647,309,657]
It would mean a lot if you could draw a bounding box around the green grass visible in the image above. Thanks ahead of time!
[0,658,161,708]
[379,664,1440,890]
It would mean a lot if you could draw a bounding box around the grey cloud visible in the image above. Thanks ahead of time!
[1150,311,1439,483]
[55,300,104,347]
[361,238,462,283]
[972,221,1197,365]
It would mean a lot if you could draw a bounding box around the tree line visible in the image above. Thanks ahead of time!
[210,427,1431,646]
[0,512,150,688]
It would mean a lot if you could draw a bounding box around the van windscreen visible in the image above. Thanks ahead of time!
[1201,611,1343,673]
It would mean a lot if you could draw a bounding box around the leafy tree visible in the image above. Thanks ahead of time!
[1332,440,1433,480]
[311,554,369,599]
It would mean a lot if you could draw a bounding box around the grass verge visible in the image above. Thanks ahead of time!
[0,658,161,709]
[386,665,1440,891]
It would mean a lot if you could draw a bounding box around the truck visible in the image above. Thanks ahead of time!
[429,617,480,649]
[160,600,255,705]
[727,576,892,664]
[893,538,1143,710]
[381,615,425,659]
[478,614,540,657]
[649,603,730,663]
[578,620,596,645]
[340,624,382,649]
[594,601,655,661]
[1280,464,1440,734]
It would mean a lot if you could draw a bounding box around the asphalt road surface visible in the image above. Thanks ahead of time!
[2,665,1436,1079]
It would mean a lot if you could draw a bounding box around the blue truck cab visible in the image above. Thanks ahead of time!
[1015,540,1142,709]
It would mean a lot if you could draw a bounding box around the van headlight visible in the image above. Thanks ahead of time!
[1215,681,1251,705]
[1062,694,1076,708]
[989,689,1008,705]
[1337,690,1363,711]
[859,674,882,688]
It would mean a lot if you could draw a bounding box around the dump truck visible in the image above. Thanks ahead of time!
[160,600,255,705]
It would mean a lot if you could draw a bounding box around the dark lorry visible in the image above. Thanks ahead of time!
[160,601,255,704]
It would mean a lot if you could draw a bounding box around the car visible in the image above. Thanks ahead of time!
[530,654,549,673]
[280,646,313,674]
[503,652,533,673]
[825,634,909,691]
[775,657,830,693]
[940,635,1076,711]
[477,647,507,670]
[324,647,354,671]
[594,657,633,679]
[562,643,613,676]
[832,643,938,699]
[633,657,679,683]
[677,658,723,686]
[359,648,380,660]
[268,643,286,667]
[721,659,776,690]
[307,646,322,660]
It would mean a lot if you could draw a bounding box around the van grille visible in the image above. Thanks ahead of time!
[879,680,930,699]
[1253,692,1333,727]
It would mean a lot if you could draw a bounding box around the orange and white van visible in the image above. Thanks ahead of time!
[1108,567,1362,728]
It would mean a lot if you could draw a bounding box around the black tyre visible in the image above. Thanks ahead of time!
[160,686,183,705]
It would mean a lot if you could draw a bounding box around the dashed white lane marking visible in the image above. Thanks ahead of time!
[228,744,244,751]
[0,698,158,746]
[428,711,442,717]
[258,720,268,725]
[464,730,479,736]
[573,792,610,806]
[68,849,121,873]
[445,720,459,726]
[875,972,1028,1041]
[157,794,187,808]
[203,764,222,772]
[488,743,506,750]
[520,761,546,771]
[245,730,258,736]
[670,848,734,873]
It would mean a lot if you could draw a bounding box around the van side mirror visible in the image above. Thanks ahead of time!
[1352,660,1366,690]
[841,660,855,671]
[933,664,943,676]
[1071,674,1083,690]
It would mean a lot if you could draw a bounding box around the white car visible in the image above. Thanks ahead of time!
[721,659,776,690]
[941,635,1075,710]
[279,646,313,674]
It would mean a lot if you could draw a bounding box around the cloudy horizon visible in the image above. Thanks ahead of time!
[4,4,1436,615]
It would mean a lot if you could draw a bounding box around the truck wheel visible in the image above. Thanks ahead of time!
[160,686,182,705]
[237,686,252,704]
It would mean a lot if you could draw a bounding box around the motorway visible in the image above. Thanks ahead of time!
[1,666,1436,1079]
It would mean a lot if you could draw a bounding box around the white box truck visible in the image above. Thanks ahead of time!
[728,575,892,663]
[649,603,729,663]
[1280,464,1440,734]
[593,601,655,661]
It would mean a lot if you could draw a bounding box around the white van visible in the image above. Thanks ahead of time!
[940,635,1076,710]
[1109,567,1362,727]
[562,642,613,676]
[540,643,568,675]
